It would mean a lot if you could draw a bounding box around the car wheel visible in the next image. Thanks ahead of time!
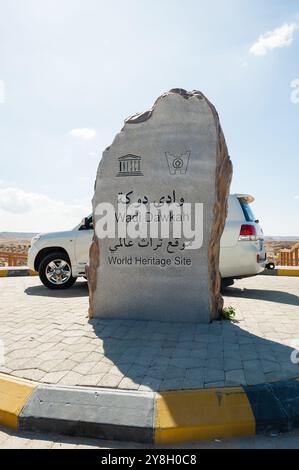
[39,252,77,289]
[266,262,275,270]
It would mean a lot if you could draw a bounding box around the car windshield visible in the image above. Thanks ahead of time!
[239,202,256,222]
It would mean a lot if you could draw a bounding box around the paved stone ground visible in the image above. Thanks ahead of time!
[0,276,298,390]
[1,425,299,449]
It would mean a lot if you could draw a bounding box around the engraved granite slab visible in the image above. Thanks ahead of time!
[87,89,232,323]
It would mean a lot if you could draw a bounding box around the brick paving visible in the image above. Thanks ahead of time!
[0,276,298,390]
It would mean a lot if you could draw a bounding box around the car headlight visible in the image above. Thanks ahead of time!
[31,234,41,244]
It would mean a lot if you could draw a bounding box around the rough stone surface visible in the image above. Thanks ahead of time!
[88,89,232,322]
[0,276,299,389]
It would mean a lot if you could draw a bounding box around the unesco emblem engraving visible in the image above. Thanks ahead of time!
[165,151,190,175]
[116,155,143,177]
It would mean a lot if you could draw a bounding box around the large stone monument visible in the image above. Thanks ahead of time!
[87,89,232,323]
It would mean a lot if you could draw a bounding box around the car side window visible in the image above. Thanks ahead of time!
[86,217,94,230]
[240,202,255,222]
[79,216,94,230]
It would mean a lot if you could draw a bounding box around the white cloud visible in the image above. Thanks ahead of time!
[0,187,90,232]
[294,195,299,199]
[291,78,299,104]
[249,22,298,56]
[88,151,97,157]
[69,128,96,139]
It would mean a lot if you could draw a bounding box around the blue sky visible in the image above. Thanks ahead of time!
[0,0,298,235]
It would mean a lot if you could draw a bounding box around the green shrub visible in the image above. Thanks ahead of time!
[220,306,236,321]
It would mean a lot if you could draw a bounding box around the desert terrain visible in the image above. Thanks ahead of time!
[264,238,299,264]
[0,233,35,267]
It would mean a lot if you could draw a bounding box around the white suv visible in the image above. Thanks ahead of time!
[28,193,265,289]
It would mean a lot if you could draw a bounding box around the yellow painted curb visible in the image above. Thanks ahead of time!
[0,374,36,429]
[29,269,38,276]
[277,269,299,277]
[0,269,38,277]
[155,387,255,444]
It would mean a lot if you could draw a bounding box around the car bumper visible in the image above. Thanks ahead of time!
[220,242,265,278]
[27,245,38,271]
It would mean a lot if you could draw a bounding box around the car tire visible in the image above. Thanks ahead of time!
[39,251,77,289]
[221,277,234,289]
[266,262,275,270]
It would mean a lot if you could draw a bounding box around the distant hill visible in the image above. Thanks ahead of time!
[0,232,37,240]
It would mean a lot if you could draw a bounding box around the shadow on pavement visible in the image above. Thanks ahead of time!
[224,286,299,307]
[89,316,299,392]
[23,278,299,391]
[24,280,88,298]
[0,425,147,449]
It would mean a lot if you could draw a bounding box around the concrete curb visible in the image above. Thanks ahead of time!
[1,373,299,444]
[0,374,36,428]
[260,268,299,277]
[20,385,155,443]
[0,267,38,277]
